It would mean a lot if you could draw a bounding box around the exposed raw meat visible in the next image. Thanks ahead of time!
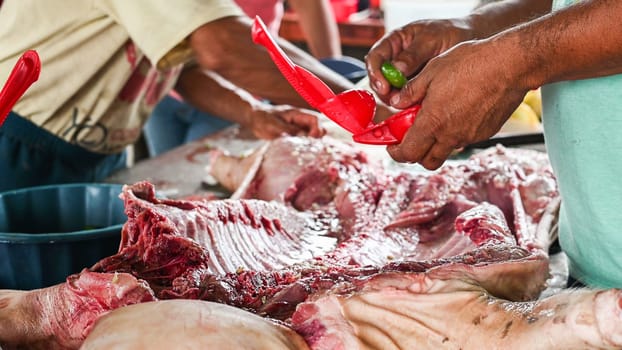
[95,181,337,277]
[291,273,622,350]
[81,300,310,350]
[0,271,155,350]
[87,150,556,315]
[94,138,557,308]
[209,137,381,206]
[0,136,566,349]
[209,137,385,239]
[210,137,557,254]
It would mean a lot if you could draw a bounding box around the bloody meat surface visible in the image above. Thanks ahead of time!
[0,136,578,349]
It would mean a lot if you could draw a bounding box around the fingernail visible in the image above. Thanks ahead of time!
[390,95,400,105]
[374,80,383,91]
[393,61,407,73]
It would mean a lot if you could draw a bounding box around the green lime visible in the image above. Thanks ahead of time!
[381,61,407,88]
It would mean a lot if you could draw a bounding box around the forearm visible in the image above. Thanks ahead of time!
[175,66,257,127]
[489,0,622,89]
[467,0,552,39]
[175,66,325,140]
[287,0,342,59]
[189,16,353,107]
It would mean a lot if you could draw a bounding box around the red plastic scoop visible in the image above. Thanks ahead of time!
[316,89,376,134]
[0,50,41,126]
[251,16,419,145]
[251,16,375,134]
[352,105,421,145]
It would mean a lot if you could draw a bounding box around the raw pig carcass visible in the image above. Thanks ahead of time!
[0,136,565,349]
[81,180,547,318]
[87,136,558,315]
[101,137,558,308]
[83,138,557,317]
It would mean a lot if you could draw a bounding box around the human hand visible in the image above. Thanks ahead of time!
[366,18,475,104]
[385,39,531,170]
[246,104,326,140]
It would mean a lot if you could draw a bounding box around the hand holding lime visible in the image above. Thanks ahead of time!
[381,62,407,88]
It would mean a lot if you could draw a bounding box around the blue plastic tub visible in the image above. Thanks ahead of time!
[0,183,126,290]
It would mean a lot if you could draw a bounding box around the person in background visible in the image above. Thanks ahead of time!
[366,0,622,288]
[0,0,357,192]
[142,0,353,157]
[240,0,367,79]
[236,0,342,60]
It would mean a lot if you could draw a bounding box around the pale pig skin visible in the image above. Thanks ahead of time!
[3,273,621,350]
[292,273,622,350]
[81,300,310,350]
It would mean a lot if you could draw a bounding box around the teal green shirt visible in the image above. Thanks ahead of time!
[541,0,622,288]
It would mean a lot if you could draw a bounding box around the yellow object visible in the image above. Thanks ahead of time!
[523,88,542,119]
[511,103,539,123]
[499,102,542,134]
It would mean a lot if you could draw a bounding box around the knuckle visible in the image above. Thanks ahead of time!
[443,137,462,149]
[423,157,443,171]
[387,146,410,164]
[421,112,444,136]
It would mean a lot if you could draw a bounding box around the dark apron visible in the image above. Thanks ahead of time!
[0,112,127,192]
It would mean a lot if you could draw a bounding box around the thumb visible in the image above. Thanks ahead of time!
[389,73,427,110]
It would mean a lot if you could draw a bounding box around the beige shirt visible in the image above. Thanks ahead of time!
[0,0,243,154]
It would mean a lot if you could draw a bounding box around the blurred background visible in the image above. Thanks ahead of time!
[280,0,480,61]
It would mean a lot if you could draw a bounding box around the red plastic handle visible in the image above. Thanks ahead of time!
[352,105,421,145]
[0,50,41,126]
[251,16,334,109]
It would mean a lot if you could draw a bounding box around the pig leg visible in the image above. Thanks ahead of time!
[0,271,156,350]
